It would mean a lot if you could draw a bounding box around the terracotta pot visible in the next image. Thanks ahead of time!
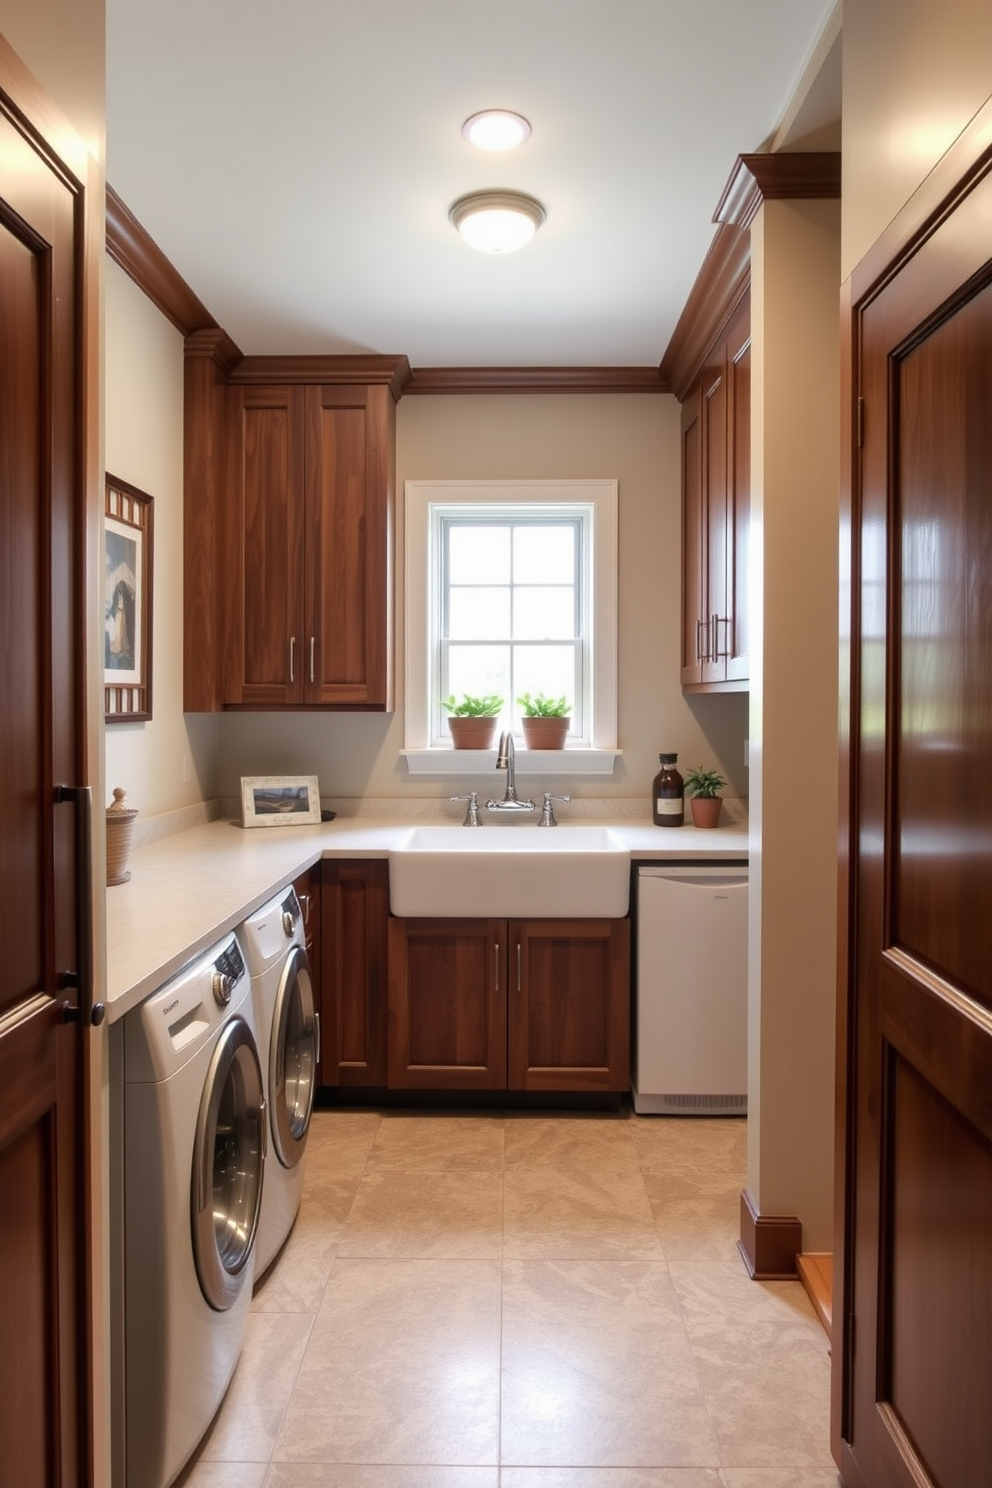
[520,716,570,750]
[689,795,722,828]
[447,715,498,750]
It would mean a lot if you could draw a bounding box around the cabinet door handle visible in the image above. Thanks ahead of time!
[696,618,709,662]
[713,614,730,661]
[289,635,296,683]
[516,943,522,992]
[309,636,315,684]
[495,943,499,992]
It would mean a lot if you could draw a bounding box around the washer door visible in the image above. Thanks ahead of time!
[270,944,317,1168]
[191,1014,265,1311]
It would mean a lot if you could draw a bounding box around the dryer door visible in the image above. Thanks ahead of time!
[270,943,317,1168]
[191,1015,265,1311]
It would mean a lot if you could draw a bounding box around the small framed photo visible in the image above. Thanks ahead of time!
[240,775,322,828]
[104,474,154,723]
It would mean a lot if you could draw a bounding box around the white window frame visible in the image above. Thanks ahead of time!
[403,479,620,777]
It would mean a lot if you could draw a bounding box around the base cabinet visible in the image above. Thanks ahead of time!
[387,916,630,1093]
[320,860,390,1086]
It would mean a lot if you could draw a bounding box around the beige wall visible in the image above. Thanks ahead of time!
[104,261,221,817]
[216,393,750,807]
[749,197,841,1251]
[842,0,992,277]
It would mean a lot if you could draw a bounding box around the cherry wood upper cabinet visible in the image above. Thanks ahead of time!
[184,366,396,711]
[680,293,750,692]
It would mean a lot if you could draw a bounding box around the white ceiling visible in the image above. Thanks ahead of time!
[106,0,839,369]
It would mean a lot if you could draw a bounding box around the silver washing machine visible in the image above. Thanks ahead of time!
[123,933,265,1488]
[239,885,318,1278]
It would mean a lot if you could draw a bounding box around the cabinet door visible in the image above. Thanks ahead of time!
[305,384,394,708]
[509,919,630,1092]
[680,388,706,686]
[387,918,506,1089]
[320,860,389,1086]
[725,313,751,683]
[701,356,730,685]
[224,385,306,704]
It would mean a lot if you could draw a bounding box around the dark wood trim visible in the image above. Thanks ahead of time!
[106,184,217,336]
[659,224,750,402]
[184,327,243,376]
[797,1253,833,1341]
[229,353,412,400]
[847,93,992,310]
[715,151,842,230]
[662,151,841,402]
[737,1187,802,1279]
[405,366,669,395]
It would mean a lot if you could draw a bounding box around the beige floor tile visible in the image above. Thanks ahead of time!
[337,1167,503,1259]
[303,1110,382,1180]
[198,1311,313,1463]
[504,1115,641,1174]
[630,1118,746,1177]
[175,1462,268,1488]
[669,1260,826,1345]
[272,1258,501,1465]
[364,1113,505,1172]
[503,1165,664,1260]
[253,1175,361,1313]
[720,1471,842,1487]
[641,1172,743,1263]
[500,1260,720,1468]
[501,1472,724,1487]
[263,1468,498,1487]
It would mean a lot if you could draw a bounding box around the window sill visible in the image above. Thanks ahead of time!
[401,748,622,778]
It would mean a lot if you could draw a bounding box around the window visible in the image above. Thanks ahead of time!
[404,480,619,774]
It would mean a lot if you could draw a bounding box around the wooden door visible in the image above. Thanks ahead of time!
[387,918,506,1089]
[509,919,630,1092]
[320,860,389,1086]
[0,44,93,1487]
[225,384,306,705]
[305,383,394,709]
[836,155,992,1488]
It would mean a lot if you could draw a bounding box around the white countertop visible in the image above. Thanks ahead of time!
[104,815,749,1023]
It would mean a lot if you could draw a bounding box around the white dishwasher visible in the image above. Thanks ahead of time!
[633,862,748,1115]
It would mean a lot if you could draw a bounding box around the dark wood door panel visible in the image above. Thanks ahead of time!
[879,1053,992,1488]
[839,152,992,1488]
[387,918,506,1090]
[320,860,388,1086]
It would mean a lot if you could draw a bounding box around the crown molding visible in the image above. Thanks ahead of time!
[405,366,669,395]
[106,184,217,336]
[715,151,842,230]
[228,354,413,400]
[661,151,841,400]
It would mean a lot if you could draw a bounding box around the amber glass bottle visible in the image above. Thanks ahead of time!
[652,752,684,827]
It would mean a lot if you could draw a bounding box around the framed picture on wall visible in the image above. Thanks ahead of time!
[104,474,154,723]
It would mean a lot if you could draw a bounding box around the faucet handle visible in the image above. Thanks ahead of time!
[450,792,484,826]
[538,792,570,827]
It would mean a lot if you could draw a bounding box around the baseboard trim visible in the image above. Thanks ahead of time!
[797,1252,833,1341]
[737,1187,802,1279]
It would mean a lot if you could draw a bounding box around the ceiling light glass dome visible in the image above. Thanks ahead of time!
[448,190,546,254]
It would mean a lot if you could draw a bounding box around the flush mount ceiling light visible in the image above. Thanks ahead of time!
[448,190,547,254]
[461,109,532,151]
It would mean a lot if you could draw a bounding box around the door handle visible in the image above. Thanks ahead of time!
[309,636,315,684]
[495,943,499,992]
[54,784,104,1027]
[289,635,296,683]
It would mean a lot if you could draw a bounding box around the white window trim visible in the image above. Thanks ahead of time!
[403,479,620,777]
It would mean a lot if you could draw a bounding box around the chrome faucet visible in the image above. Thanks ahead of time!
[486,732,535,812]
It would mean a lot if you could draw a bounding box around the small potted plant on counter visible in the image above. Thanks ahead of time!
[442,693,503,749]
[517,692,571,750]
[683,765,727,828]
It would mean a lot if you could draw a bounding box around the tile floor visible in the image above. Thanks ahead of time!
[177,1108,841,1488]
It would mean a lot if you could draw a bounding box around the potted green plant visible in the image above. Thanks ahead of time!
[441,693,503,749]
[683,765,727,828]
[517,692,571,750]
